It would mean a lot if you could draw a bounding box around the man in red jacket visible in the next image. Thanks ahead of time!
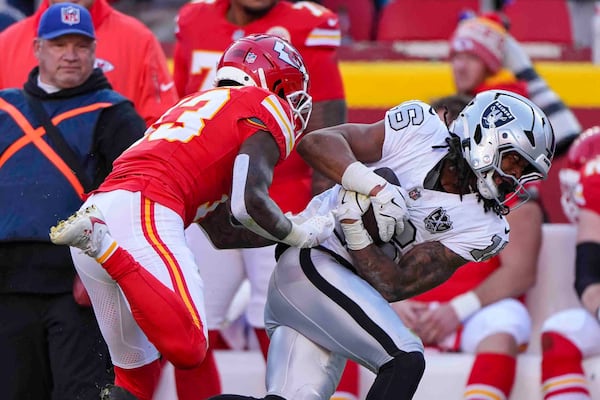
[0,0,177,126]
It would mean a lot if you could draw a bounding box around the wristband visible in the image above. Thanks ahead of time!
[450,291,481,322]
[281,222,307,247]
[341,162,387,195]
[341,220,373,250]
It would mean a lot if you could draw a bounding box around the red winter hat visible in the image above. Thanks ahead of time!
[450,16,507,73]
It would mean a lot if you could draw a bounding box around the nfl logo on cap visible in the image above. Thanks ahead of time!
[37,2,95,40]
[61,6,81,25]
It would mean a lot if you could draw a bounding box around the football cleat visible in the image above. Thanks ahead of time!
[49,204,108,258]
[99,384,138,400]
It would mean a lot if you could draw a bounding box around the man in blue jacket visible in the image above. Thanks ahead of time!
[0,3,146,399]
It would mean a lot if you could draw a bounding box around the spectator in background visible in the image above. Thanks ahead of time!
[450,11,580,225]
[538,126,600,399]
[173,1,352,399]
[0,3,146,399]
[392,93,543,400]
[0,0,177,125]
[450,13,581,153]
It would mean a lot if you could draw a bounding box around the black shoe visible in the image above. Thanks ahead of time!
[99,384,138,400]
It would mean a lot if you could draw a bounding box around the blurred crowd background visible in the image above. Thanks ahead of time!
[2,0,599,56]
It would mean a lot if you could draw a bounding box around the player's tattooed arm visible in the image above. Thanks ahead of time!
[349,241,467,302]
[197,203,275,249]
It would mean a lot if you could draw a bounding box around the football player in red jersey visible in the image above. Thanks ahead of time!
[538,127,600,399]
[49,34,337,400]
[174,1,352,399]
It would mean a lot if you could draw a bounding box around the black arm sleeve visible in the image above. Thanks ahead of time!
[92,101,147,187]
[574,242,600,299]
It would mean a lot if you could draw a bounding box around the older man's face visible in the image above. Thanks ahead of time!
[34,34,96,89]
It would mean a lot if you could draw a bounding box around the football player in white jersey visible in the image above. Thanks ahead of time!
[209,90,555,400]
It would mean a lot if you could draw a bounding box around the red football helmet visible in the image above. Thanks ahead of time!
[559,126,600,222]
[215,33,312,135]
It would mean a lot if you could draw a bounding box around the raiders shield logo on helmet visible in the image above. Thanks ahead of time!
[481,100,516,129]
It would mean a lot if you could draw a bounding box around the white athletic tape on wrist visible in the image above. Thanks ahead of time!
[450,291,482,322]
[341,161,387,195]
[341,220,373,251]
[282,222,308,247]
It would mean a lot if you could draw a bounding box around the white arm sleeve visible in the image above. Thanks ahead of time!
[230,153,279,241]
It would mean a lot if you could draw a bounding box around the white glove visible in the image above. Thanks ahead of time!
[335,187,371,222]
[503,33,532,75]
[281,212,335,248]
[370,183,408,242]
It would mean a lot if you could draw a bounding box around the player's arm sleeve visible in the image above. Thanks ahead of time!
[173,40,189,99]
[173,12,191,99]
[229,129,292,241]
[136,33,179,126]
[299,11,346,129]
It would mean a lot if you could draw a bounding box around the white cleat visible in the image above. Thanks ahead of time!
[49,205,109,258]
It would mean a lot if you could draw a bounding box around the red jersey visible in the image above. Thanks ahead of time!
[95,86,298,227]
[576,156,600,216]
[0,0,178,126]
[174,0,344,101]
[174,0,346,213]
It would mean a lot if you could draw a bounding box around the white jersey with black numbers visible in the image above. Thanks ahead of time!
[262,100,512,400]
[299,100,510,264]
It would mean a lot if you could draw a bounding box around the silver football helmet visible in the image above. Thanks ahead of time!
[450,90,555,207]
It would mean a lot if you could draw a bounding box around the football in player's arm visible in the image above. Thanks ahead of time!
[208,89,555,400]
[296,92,555,302]
[49,34,335,400]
